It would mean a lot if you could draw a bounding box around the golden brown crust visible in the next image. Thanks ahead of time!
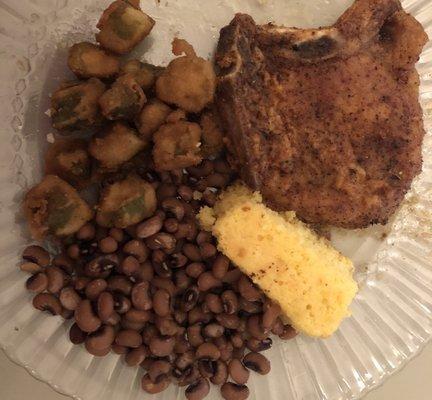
[216,0,427,228]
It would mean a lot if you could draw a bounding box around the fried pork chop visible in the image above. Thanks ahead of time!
[216,0,428,228]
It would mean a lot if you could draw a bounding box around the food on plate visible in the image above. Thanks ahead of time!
[96,175,156,228]
[51,78,106,131]
[153,120,202,170]
[156,38,217,113]
[200,111,224,158]
[21,0,429,395]
[23,175,93,240]
[198,183,358,338]
[120,60,164,90]
[216,0,427,228]
[96,0,155,55]
[99,74,146,120]
[67,42,120,79]
[89,122,146,170]
[45,138,92,189]
[135,99,172,141]
[22,153,299,399]
[126,0,140,9]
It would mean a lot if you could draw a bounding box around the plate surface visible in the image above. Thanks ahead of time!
[0,1,431,399]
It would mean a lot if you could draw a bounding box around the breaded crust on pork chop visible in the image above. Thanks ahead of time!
[216,0,428,228]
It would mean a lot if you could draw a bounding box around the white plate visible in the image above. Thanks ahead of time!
[0,0,431,399]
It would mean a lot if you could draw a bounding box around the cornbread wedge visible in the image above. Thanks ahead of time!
[198,184,358,338]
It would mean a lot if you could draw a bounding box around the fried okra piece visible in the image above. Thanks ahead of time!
[96,0,155,55]
[96,175,156,228]
[51,78,105,131]
[23,175,93,240]
[120,60,164,90]
[135,99,171,141]
[99,74,146,120]
[89,122,146,170]
[166,109,187,123]
[45,139,92,189]
[153,121,202,171]
[126,0,140,9]
[156,39,216,113]
[200,111,224,158]
[68,42,120,79]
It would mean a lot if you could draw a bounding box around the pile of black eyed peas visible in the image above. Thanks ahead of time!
[20,157,297,400]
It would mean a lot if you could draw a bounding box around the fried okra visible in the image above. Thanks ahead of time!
[120,60,164,90]
[45,139,91,189]
[126,0,140,9]
[51,78,105,132]
[23,175,93,240]
[156,39,216,113]
[96,0,155,55]
[135,99,171,141]
[99,74,146,120]
[68,42,120,79]
[96,175,156,228]
[89,122,146,170]
[153,121,202,171]
[200,111,224,158]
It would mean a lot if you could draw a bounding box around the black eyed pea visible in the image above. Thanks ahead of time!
[20,262,43,274]
[131,281,152,311]
[75,299,101,333]
[238,275,262,302]
[46,266,66,294]
[141,373,170,394]
[246,338,273,353]
[121,317,146,331]
[161,197,185,221]
[22,245,50,267]
[107,275,132,296]
[221,290,239,314]
[112,344,128,355]
[198,359,216,379]
[105,311,121,326]
[85,325,115,356]
[243,352,271,375]
[186,324,204,348]
[210,360,228,385]
[59,287,81,310]
[148,359,171,383]
[149,335,175,357]
[199,242,217,259]
[228,359,250,384]
[115,329,143,348]
[120,256,140,276]
[85,278,108,300]
[26,273,48,293]
[220,383,249,400]
[155,316,179,336]
[33,293,62,315]
[246,315,268,340]
[279,325,298,340]
[203,323,224,338]
[262,300,281,330]
[196,342,221,361]
[123,239,148,262]
[69,322,87,345]
[125,345,148,366]
[97,291,114,322]
[185,378,210,400]
[212,254,229,279]
[136,214,164,239]
[197,272,221,292]
[175,350,195,370]
[185,262,206,279]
